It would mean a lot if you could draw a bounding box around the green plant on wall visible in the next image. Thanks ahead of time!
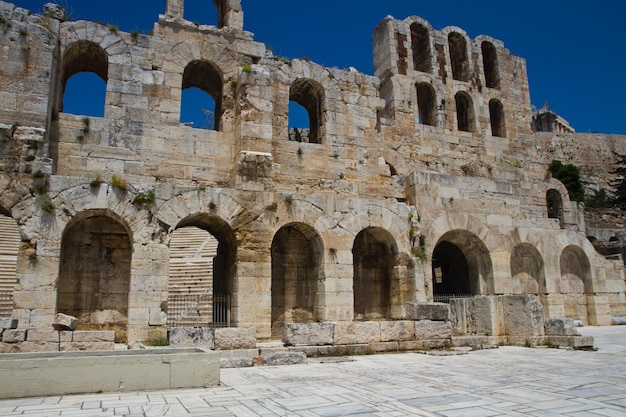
[132,189,155,208]
[111,174,128,192]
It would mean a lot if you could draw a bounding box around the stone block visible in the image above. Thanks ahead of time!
[369,341,399,352]
[405,302,450,321]
[2,329,27,343]
[169,328,215,349]
[264,352,307,366]
[214,327,256,350]
[282,322,334,346]
[501,295,545,336]
[414,320,452,340]
[0,343,20,353]
[333,321,380,345]
[220,357,253,368]
[544,318,579,336]
[380,320,414,342]
[72,331,115,342]
[18,341,59,352]
[52,313,78,331]
[0,318,18,329]
[60,342,115,351]
[27,330,60,342]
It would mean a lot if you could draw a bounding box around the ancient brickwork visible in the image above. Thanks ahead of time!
[0,0,624,347]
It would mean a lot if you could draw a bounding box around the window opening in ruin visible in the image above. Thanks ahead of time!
[168,215,236,328]
[510,244,546,294]
[352,227,397,320]
[288,101,310,142]
[181,87,216,129]
[448,32,470,82]
[184,1,219,27]
[411,23,432,73]
[60,40,108,117]
[481,41,500,89]
[57,212,131,343]
[455,92,474,132]
[560,246,592,323]
[489,99,506,137]
[0,212,20,318]
[182,60,223,131]
[289,78,324,144]
[416,82,436,126]
[546,189,564,228]
[271,223,323,339]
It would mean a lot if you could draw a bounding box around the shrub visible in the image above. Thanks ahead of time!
[111,174,128,192]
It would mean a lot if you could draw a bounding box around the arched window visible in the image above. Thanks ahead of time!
[181,60,222,130]
[416,82,436,126]
[411,23,431,73]
[455,92,474,132]
[289,78,324,144]
[448,32,470,82]
[489,99,506,137]
[481,41,500,89]
[61,41,108,117]
[183,0,218,26]
[547,189,564,228]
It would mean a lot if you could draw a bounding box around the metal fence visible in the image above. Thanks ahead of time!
[433,293,472,304]
[0,291,13,317]
[167,293,230,328]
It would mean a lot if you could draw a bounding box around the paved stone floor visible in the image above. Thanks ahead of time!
[1,326,626,416]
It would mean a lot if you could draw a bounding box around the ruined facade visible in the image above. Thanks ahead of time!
[0,0,624,347]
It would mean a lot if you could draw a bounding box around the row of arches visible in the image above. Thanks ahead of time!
[416,82,506,136]
[410,22,500,88]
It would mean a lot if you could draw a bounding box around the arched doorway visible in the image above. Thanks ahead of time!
[353,227,398,320]
[0,210,20,317]
[432,230,493,302]
[168,214,236,328]
[560,245,591,323]
[271,223,323,338]
[57,210,131,342]
[510,243,546,294]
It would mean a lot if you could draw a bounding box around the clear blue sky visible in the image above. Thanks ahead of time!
[12,0,626,135]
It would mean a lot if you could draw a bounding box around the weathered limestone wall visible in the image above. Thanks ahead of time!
[0,1,624,347]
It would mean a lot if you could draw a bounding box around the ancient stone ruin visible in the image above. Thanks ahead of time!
[0,0,624,354]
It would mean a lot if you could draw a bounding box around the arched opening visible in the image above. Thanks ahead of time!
[455,92,475,132]
[546,189,564,228]
[288,101,309,142]
[168,214,236,328]
[57,211,131,342]
[481,41,500,89]
[489,99,506,137]
[289,78,324,144]
[353,227,397,320]
[271,223,324,339]
[0,211,20,317]
[510,244,546,294]
[432,230,493,302]
[560,245,591,323]
[448,32,470,82]
[416,82,436,126]
[182,60,223,130]
[411,22,431,73]
[184,1,218,26]
[60,40,108,117]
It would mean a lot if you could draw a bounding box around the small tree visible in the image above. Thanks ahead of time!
[610,152,626,209]
[585,188,613,209]
[548,160,584,202]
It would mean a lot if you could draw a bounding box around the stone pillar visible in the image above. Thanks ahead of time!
[166,0,184,19]
[543,293,566,320]
[216,0,243,31]
[586,294,612,325]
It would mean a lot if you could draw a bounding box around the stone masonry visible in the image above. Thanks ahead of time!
[0,0,624,348]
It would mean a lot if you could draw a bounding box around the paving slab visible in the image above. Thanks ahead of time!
[0,326,625,416]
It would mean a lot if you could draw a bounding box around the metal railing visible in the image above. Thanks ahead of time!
[167,293,230,328]
[433,293,472,304]
[0,291,13,317]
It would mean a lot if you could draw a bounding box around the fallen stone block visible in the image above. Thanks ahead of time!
[264,351,307,366]
[333,321,380,345]
[406,302,450,321]
[544,318,579,336]
[214,327,256,350]
[380,320,414,342]
[414,320,452,340]
[282,322,333,346]
[169,328,215,349]
[0,318,18,329]
[502,295,545,337]
[52,313,78,331]
[220,357,253,368]
[2,329,27,343]
[612,317,626,325]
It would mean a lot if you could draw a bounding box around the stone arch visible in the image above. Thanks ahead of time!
[448,31,470,82]
[559,245,592,323]
[431,229,493,300]
[0,210,20,317]
[271,222,324,338]
[547,188,565,228]
[182,60,223,130]
[289,78,325,144]
[510,243,546,294]
[57,209,132,343]
[489,99,506,137]
[416,82,436,126]
[352,227,398,320]
[455,91,475,132]
[410,22,432,73]
[481,41,500,89]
